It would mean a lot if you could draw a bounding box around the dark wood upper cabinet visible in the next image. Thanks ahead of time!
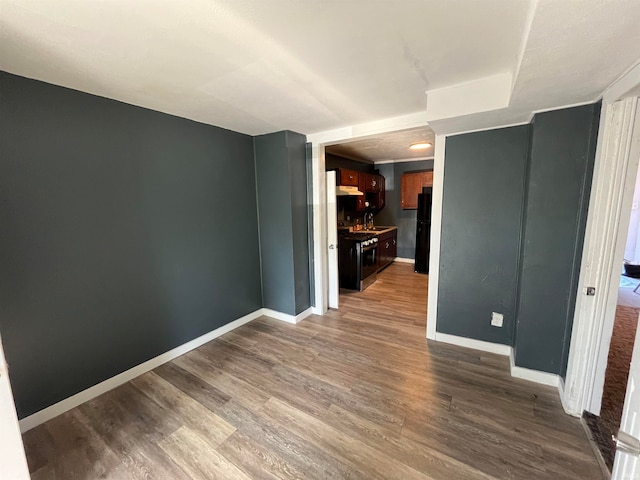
[335,169,386,211]
[378,176,386,209]
[338,168,359,187]
[401,171,433,209]
[364,173,381,192]
[357,174,367,211]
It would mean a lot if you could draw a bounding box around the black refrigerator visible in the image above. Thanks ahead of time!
[414,189,432,274]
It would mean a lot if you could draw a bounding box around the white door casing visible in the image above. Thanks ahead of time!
[564,95,640,417]
[426,134,446,339]
[311,142,328,315]
[611,309,640,479]
[326,171,339,309]
[308,111,431,318]
[590,99,640,413]
[0,334,30,480]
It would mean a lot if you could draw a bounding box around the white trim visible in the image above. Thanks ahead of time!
[374,156,434,165]
[393,257,415,264]
[564,96,640,417]
[311,143,328,315]
[509,351,560,388]
[433,332,512,356]
[557,377,576,416]
[262,307,313,325]
[18,308,265,432]
[0,335,30,479]
[603,61,640,104]
[588,99,640,414]
[308,111,429,145]
[309,113,432,317]
[426,135,445,340]
[434,333,563,393]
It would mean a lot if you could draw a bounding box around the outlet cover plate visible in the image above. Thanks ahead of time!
[491,312,504,327]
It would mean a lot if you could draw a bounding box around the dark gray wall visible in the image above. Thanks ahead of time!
[0,71,263,418]
[325,153,375,173]
[254,131,310,316]
[375,160,434,259]
[437,126,530,345]
[288,134,312,314]
[437,104,600,375]
[515,104,600,375]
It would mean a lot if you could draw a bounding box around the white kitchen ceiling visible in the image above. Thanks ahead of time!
[1,1,640,137]
[326,127,435,163]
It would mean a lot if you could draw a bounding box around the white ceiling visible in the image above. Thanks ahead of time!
[1,0,640,139]
[326,127,435,163]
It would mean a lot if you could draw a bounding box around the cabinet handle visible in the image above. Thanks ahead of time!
[386,242,390,248]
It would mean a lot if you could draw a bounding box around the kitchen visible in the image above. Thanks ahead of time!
[324,126,435,295]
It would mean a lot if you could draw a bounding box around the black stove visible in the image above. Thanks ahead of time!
[338,232,378,291]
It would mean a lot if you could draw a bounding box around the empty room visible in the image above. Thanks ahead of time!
[2,1,640,479]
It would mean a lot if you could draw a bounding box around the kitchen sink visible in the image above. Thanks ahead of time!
[362,226,392,232]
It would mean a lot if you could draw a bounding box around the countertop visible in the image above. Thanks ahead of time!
[358,226,397,234]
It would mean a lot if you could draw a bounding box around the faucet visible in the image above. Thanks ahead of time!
[365,212,374,229]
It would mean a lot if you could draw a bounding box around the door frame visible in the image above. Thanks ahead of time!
[0,333,30,479]
[564,62,640,416]
[307,113,438,330]
[326,170,339,309]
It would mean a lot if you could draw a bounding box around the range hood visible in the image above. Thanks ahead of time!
[336,186,364,196]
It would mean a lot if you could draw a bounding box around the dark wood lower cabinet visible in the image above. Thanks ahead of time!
[377,229,397,271]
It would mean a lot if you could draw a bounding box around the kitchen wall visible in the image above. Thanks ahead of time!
[437,103,600,376]
[0,71,264,418]
[325,153,375,173]
[374,160,434,259]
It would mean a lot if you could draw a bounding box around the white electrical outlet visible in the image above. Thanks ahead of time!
[491,312,504,327]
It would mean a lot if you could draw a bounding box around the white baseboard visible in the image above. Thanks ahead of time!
[509,350,560,387]
[262,307,313,324]
[434,332,563,393]
[18,305,314,432]
[434,332,512,356]
[393,257,415,264]
[557,376,578,416]
[18,308,265,433]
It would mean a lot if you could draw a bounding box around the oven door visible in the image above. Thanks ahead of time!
[360,243,378,290]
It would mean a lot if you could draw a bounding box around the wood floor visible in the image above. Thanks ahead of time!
[23,263,602,479]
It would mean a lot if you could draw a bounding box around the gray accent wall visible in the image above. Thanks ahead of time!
[0,71,263,418]
[254,131,311,316]
[374,160,434,259]
[515,104,600,375]
[437,104,600,376]
[437,126,530,345]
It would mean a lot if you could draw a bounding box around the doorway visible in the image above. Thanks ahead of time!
[312,124,438,340]
[564,73,640,478]
[584,99,640,472]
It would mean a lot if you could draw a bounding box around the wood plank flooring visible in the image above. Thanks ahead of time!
[22,263,603,479]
